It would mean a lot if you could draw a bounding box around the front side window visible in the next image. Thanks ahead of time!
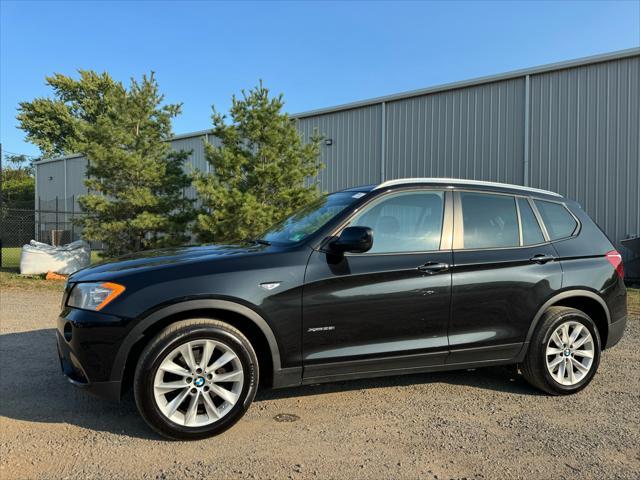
[460,192,519,249]
[348,190,444,253]
[261,191,366,244]
[535,200,578,240]
[518,198,545,245]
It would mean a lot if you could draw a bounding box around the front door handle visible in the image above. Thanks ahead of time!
[530,254,555,264]
[417,261,450,274]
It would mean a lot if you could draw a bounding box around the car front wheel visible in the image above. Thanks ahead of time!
[134,319,258,440]
[521,306,601,395]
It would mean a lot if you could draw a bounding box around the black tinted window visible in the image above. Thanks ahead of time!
[262,191,363,244]
[350,191,444,253]
[535,200,577,240]
[461,192,519,248]
[518,198,545,245]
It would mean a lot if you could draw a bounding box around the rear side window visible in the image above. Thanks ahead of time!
[460,192,519,248]
[535,200,578,240]
[518,198,545,245]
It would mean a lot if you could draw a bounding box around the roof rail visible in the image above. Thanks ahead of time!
[373,178,563,198]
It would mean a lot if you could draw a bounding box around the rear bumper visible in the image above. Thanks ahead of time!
[605,315,627,349]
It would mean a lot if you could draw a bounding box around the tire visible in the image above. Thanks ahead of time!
[521,306,601,395]
[134,319,259,440]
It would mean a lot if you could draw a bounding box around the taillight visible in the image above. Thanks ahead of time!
[605,250,624,278]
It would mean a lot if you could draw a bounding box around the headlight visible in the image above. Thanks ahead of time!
[67,282,125,311]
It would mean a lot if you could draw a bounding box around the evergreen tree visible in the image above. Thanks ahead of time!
[17,71,194,256]
[193,81,323,242]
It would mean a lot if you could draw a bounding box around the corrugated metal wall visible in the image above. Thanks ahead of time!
[528,56,640,273]
[35,160,66,208]
[170,134,220,201]
[384,78,525,183]
[64,156,88,210]
[300,55,638,276]
[297,104,383,192]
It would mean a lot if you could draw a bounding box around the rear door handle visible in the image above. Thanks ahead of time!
[530,254,555,264]
[417,261,450,274]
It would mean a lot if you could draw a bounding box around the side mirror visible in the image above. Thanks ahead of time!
[331,226,373,254]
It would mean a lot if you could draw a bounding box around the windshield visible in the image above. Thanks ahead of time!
[261,191,368,244]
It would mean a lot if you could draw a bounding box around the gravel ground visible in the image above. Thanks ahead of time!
[1,284,639,480]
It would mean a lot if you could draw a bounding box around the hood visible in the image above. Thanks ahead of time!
[69,243,270,282]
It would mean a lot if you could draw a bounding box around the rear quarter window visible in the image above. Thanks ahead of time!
[534,200,578,240]
[518,198,545,245]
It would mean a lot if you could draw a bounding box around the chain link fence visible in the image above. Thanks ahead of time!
[0,196,102,271]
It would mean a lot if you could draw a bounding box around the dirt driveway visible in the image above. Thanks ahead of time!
[1,284,639,479]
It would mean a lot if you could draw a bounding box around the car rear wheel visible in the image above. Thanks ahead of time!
[521,306,601,395]
[134,319,258,440]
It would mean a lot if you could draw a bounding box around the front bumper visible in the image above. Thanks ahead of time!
[56,307,133,401]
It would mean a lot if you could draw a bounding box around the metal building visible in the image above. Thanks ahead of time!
[34,48,640,277]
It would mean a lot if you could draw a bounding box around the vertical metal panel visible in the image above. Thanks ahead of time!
[384,78,525,185]
[170,134,219,201]
[64,156,88,210]
[297,104,382,192]
[529,56,640,272]
[35,160,66,205]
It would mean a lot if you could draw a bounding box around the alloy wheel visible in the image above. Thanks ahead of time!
[153,339,244,427]
[545,320,595,386]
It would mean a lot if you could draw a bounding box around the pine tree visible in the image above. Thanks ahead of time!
[193,81,323,242]
[17,71,194,257]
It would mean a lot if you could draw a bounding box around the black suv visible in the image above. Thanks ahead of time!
[57,178,627,439]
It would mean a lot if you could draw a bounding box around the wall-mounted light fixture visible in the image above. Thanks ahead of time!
[324,138,333,146]
[48,176,53,181]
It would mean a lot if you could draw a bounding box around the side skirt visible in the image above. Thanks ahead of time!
[301,343,524,385]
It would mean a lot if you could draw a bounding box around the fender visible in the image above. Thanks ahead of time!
[516,289,611,361]
[109,298,293,388]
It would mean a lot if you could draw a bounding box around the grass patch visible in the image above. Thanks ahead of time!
[1,247,102,272]
[0,247,23,270]
[0,271,66,290]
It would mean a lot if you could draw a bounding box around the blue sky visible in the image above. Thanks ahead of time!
[1,0,639,159]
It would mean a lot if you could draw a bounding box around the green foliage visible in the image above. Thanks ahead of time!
[193,81,323,242]
[17,71,121,158]
[17,71,194,257]
[1,154,35,209]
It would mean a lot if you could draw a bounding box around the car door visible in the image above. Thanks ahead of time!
[448,191,563,363]
[302,188,453,381]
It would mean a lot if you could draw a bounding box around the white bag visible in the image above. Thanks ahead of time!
[19,240,91,275]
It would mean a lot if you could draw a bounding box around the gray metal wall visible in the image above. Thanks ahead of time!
[297,104,383,192]
[170,133,220,202]
[295,53,639,277]
[384,78,525,183]
[34,51,640,277]
[528,56,640,274]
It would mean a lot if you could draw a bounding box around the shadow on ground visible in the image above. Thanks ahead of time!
[0,328,539,440]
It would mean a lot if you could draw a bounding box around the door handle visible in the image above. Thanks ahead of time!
[417,261,450,274]
[529,254,555,264]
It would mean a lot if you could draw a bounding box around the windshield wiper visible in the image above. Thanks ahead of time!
[252,239,271,246]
